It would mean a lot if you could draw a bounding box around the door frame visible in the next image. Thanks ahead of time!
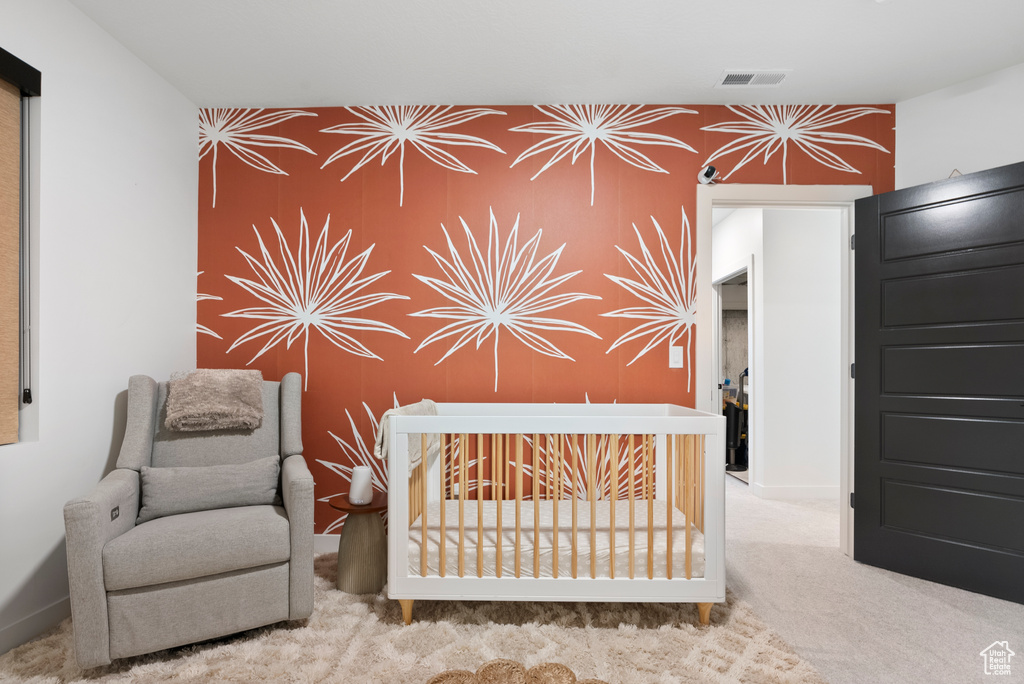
[696,184,873,556]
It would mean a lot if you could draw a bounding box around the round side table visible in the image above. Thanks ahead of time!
[329,492,388,594]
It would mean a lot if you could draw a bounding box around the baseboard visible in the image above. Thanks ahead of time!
[314,534,340,554]
[750,483,839,500]
[0,596,70,656]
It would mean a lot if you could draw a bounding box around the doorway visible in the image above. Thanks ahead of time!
[696,184,873,556]
[713,265,751,484]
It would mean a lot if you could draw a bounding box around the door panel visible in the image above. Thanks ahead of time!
[882,264,1024,326]
[882,187,1024,260]
[882,414,1024,475]
[855,161,1024,603]
[882,481,1024,553]
[883,344,1024,396]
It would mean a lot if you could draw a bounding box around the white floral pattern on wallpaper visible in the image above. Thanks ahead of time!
[603,207,697,391]
[196,271,222,339]
[513,434,647,501]
[411,208,601,391]
[320,105,506,207]
[222,210,409,389]
[510,105,697,205]
[199,108,317,207]
[701,105,890,183]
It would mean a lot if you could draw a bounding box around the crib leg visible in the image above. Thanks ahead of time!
[697,603,712,626]
[399,599,415,625]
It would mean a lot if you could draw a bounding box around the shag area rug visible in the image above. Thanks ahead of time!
[0,554,825,683]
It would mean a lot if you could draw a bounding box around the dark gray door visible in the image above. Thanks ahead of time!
[854,161,1024,603]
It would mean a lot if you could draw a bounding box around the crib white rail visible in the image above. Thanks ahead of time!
[387,403,725,624]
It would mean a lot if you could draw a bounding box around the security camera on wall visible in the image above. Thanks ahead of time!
[698,165,718,185]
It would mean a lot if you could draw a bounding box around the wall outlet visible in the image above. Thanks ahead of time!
[669,346,684,368]
[110,506,119,521]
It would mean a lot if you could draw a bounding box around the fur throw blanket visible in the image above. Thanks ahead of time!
[165,369,264,432]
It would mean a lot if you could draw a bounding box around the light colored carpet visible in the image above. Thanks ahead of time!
[0,554,825,683]
[725,476,1024,684]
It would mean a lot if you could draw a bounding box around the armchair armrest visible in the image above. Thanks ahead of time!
[281,454,314,619]
[281,453,313,515]
[63,468,140,668]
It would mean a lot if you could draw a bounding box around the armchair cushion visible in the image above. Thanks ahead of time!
[103,505,291,591]
[136,455,280,524]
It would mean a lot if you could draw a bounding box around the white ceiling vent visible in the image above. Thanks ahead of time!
[715,70,790,88]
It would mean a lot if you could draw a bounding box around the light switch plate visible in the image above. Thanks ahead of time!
[669,346,684,368]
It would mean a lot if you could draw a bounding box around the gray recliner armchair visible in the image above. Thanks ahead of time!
[63,372,314,668]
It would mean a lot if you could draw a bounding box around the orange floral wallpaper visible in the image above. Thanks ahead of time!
[196,104,895,532]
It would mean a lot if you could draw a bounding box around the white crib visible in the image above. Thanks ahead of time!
[386,403,725,625]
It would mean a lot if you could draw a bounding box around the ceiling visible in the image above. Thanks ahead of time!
[68,0,1024,108]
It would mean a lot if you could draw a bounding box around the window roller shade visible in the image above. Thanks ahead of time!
[0,77,19,444]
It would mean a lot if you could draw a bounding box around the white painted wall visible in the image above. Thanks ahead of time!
[760,209,841,498]
[896,61,1024,189]
[712,209,762,281]
[712,207,842,499]
[0,0,198,653]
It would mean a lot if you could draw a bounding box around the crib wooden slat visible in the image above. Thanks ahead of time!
[515,433,523,578]
[534,433,540,579]
[571,434,578,579]
[646,434,654,580]
[642,434,649,501]
[666,434,674,580]
[547,435,553,501]
[545,434,552,498]
[588,433,597,580]
[675,434,682,512]
[459,433,467,578]
[439,433,447,578]
[496,433,503,578]
[628,434,635,580]
[685,434,693,580]
[552,434,560,579]
[421,434,428,577]
[491,433,497,501]
[558,434,564,501]
[478,433,484,578]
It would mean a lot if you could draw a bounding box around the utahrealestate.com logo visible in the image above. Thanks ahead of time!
[980,641,1015,676]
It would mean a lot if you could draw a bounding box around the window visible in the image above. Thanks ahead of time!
[0,46,40,445]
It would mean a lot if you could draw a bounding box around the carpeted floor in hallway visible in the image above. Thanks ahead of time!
[724,476,1024,683]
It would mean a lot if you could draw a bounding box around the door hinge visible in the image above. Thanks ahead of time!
[850,234,855,250]
[850,362,855,379]
[850,492,855,509]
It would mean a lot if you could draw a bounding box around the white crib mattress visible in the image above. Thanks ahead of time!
[408,499,704,579]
